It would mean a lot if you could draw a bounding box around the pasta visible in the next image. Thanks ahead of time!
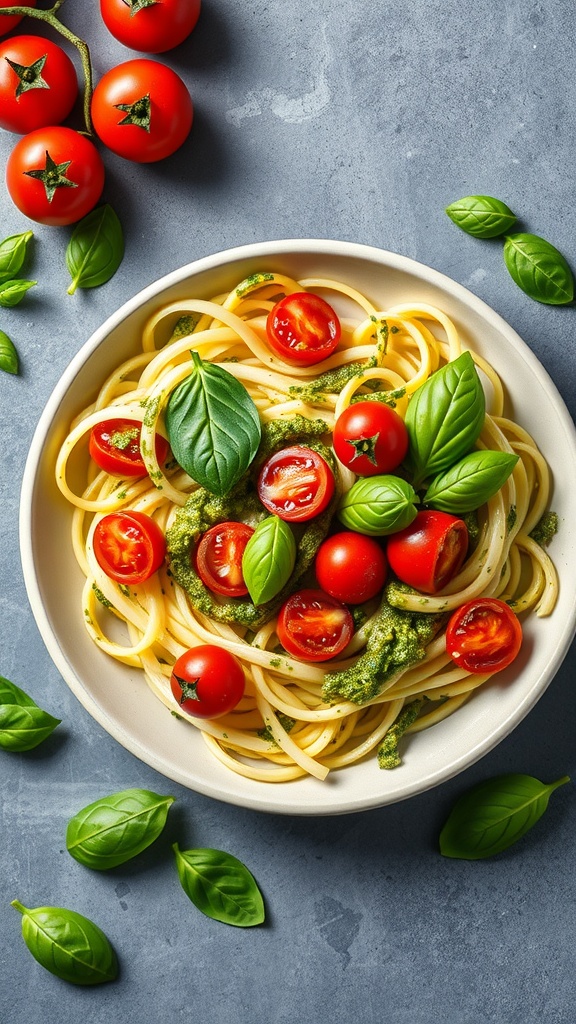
[55,271,559,783]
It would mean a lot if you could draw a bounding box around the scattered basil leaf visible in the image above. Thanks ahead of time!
[66,204,124,295]
[445,195,516,238]
[439,773,570,860]
[11,899,118,985]
[503,232,574,305]
[242,516,296,605]
[0,675,37,707]
[165,350,262,497]
[405,351,485,489]
[0,704,61,752]
[66,788,175,869]
[0,329,19,374]
[173,843,265,927]
[423,450,519,513]
[338,474,418,536]
[0,230,33,284]
[0,278,36,307]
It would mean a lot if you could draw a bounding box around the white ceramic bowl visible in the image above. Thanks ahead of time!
[19,240,576,815]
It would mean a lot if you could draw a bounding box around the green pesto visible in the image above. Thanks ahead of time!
[236,271,275,297]
[92,584,112,610]
[461,509,481,545]
[171,312,202,340]
[506,504,517,535]
[142,395,161,429]
[374,317,389,359]
[109,426,139,450]
[257,712,296,744]
[288,360,377,400]
[529,510,559,546]
[377,698,424,769]
[350,387,406,408]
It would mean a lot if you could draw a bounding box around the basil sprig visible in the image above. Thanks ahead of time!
[66,204,125,295]
[173,843,265,927]
[439,773,570,860]
[423,450,519,513]
[338,475,417,536]
[242,515,296,605]
[11,899,118,985]
[166,351,262,497]
[0,329,19,375]
[503,232,574,305]
[0,278,36,307]
[445,195,516,238]
[0,675,61,751]
[66,788,175,869]
[0,230,33,283]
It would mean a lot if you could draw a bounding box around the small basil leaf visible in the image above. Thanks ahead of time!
[0,230,33,284]
[0,675,37,707]
[166,351,262,497]
[423,450,519,513]
[242,516,296,605]
[503,232,574,305]
[439,773,570,860]
[0,278,36,307]
[0,704,61,752]
[445,195,516,238]
[173,843,265,927]
[338,475,418,536]
[66,788,175,869]
[66,204,124,295]
[405,351,485,488]
[0,329,19,374]
[11,899,118,985]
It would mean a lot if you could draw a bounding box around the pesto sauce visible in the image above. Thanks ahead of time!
[377,698,424,769]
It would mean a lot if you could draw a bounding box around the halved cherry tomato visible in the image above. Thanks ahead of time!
[257,446,335,522]
[170,644,245,720]
[276,588,354,662]
[195,521,254,597]
[315,531,387,604]
[93,510,166,584]
[266,292,341,365]
[386,510,468,594]
[446,598,522,674]
[333,401,409,476]
[89,418,169,477]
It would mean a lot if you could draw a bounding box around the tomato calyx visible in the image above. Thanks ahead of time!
[173,674,201,704]
[128,0,159,11]
[114,93,151,131]
[24,149,77,202]
[6,53,48,96]
[345,431,380,467]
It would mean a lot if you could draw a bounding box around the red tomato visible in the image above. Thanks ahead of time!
[257,445,335,522]
[170,645,245,719]
[386,510,468,594]
[93,510,166,584]
[0,35,78,134]
[5,126,104,226]
[91,59,193,163]
[195,521,254,598]
[100,0,201,54]
[315,531,387,604]
[446,598,522,674]
[266,292,341,365]
[276,589,354,662]
[0,0,36,38]
[333,401,409,476]
[89,418,169,477]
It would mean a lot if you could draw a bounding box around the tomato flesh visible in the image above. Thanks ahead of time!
[266,292,341,365]
[195,521,254,597]
[386,510,468,594]
[257,445,335,522]
[93,510,166,584]
[333,401,409,476]
[446,598,522,674]
[89,418,169,477]
[315,531,387,604]
[170,645,245,719]
[276,588,354,662]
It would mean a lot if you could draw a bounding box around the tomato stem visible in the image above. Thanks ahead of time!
[0,2,95,135]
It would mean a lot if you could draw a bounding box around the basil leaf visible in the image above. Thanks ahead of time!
[0,230,33,284]
[423,450,518,513]
[11,899,118,985]
[242,516,296,605]
[66,788,175,869]
[439,773,570,860]
[0,278,36,307]
[0,675,37,707]
[166,351,262,497]
[66,204,124,295]
[0,329,19,374]
[338,475,418,536]
[405,351,485,488]
[503,232,574,305]
[445,195,516,238]
[173,843,265,927]
[0,704,61,752]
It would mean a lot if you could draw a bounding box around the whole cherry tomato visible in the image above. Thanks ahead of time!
[446,598,522,674]
[195,521,255,598]
[0,0,36,38]
[5,125,105,225]
[333,401,409,476]
[266,292,341,366]
[89,419,169,477]
[276,588,354,662]
[170,645,245,719]
[93,510,166,585]
[386,510,469,594]
[315,531,387,604]
[0,34,78,134]
[100,0,201,54]
[257,445,335,522]
[91,59,193,163]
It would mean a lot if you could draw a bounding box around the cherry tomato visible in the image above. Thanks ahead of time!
[315,531,387,604]
[0,0,36,38]
[170,645,245,719]
[93,510,166,584]
[5,125,105,226]
[89,418,169,478]
[276,588,354,662]
[333,401,409,476]
[100,0,201,54]
[386,510,469,594]
[91,59,193,163]
[446,598,522,674]
[257,445,335,522]
[0,35,78,134]
[266,292,341,366]
[195,521,254,598]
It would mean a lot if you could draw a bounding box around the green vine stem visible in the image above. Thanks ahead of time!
[0,1,94,135]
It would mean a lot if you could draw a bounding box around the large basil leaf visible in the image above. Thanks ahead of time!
[423,450,518,513]
[0,704,61,752]
[0,675,38,707]
[166,351,262,496]
[405,351,485,488]
[338,474,417,536]
[242,515,296,605]
[439,773,570,859]
[11,899,118,985]
[66,788,175,869]
[0,230,33,284]
[445,195,516,238]
[173,843,265,927]
[0,329,19,375]
[503,233,574,305]
[66,204,124,295]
